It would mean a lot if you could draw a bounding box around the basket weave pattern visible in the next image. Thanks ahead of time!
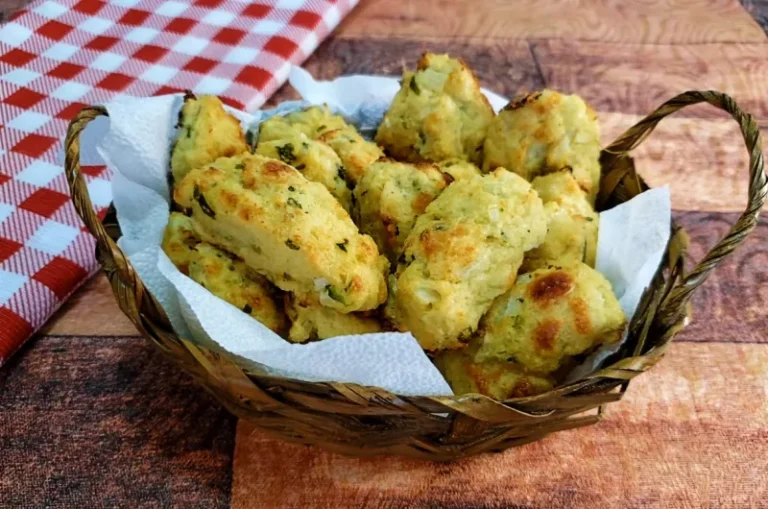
[64,91,766,460]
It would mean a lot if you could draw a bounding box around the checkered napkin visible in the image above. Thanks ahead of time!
[0,0,358,364]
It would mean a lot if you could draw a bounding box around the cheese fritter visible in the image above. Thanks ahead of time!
[161,213,287,335]
[434,342,554,400]
[437,159,482,182]
[285,294,382,343]
[476,262,626,374]
[171,95,247,184]
[189,244,288,335]
[375,53,494,165]
[257,105,384,184]
[483,90,602,201]
[174,154,389,313]
[257,105,348,143]
[522,170,599,271]
[353,160,449,263]
[161,211,201,275]
[318,128,384,184]
[388,169,548,351]
[255,136,352,211]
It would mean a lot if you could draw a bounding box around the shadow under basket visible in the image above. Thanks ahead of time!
[65,91,766,461]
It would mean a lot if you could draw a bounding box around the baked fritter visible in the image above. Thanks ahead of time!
[354,160,449,263]
[258,105,383,184]
[171,95,247,184]
[318,128,384,184]
[257,105,348,143]
[161,211,201,276]
[161,213,287,335]
[189,244,287,335]
[476,262,626,374]
[255,135,352,211]
[434,342,554,400]
[522,170,599,271]
[174,154,389,313]
[388,169,548,351]
[375,53,494,165]
[437,159,482,182]
[285,294,382,343]
[483,89,601,201]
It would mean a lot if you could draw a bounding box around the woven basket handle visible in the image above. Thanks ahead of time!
[64,106,164,333]
[601,91,767,327]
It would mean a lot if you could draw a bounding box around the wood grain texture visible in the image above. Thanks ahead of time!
[599,112,758,212]
[42,275,137,336]
[337,0,767,44]
[231,342,768,509]
[533,40,768,119]
[0,335,236,508]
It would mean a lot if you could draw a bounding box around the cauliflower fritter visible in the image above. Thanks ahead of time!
[318,128,384,184]
[257,105,348,143]
[353,160,449,263]
[161,213,287,335]
[522,170,599,271]
[388,169,548,351]
[476,262,626,374]
[171,95,247,184]
[161,211,200,275]
[285,294,382,343]
[255,136,352,211]
[434,342,554,400]
[375,53,494,165]
[437,159,482,182]
[174,154,389,313]
[189,244,288,335]
[483,90,601,201]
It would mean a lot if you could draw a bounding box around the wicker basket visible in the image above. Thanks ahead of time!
[64,91,766,461]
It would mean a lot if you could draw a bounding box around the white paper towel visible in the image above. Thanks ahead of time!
[85,68,671,397]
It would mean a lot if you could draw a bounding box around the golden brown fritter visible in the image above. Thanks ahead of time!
[388,169,548,351]
[285,293,382,343]
[434,342,554,400]
[375,53,494,165]
[483,89,602,201]
[353,160,449,263]
[174,154,389,313]
[161,213,287,335]
[476,262,626,375]
[255,135,352,211]
[161,211,200,275]
[257,105,348,143]
[171,95,247,184]
[317,128,384,184]
[522,170,599,271]
[189,244,288,335]
[436,158,482,182]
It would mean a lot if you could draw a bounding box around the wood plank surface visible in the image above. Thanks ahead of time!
[0,335,236,508]
[231,342,768,509]
[336,0,767,44]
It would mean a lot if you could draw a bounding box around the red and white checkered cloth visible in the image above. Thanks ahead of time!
[0,0,358,364]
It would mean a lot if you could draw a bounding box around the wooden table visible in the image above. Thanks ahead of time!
[2,1,768,507]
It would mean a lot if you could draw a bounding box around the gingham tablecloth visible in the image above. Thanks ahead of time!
[0,0,358,364]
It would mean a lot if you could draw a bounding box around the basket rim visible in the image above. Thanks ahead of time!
[63,89,767,420]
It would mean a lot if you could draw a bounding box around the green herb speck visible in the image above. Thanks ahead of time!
[193,185,216,218]
[409,77,420,95]
[288,185,296,192]
[235,163,245,170]
[285,239,300,250]
[242,304,253,314]
[277,143,296,164]
[287,197,302,209]
[336,239,348,252]
[325,285,345,303]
